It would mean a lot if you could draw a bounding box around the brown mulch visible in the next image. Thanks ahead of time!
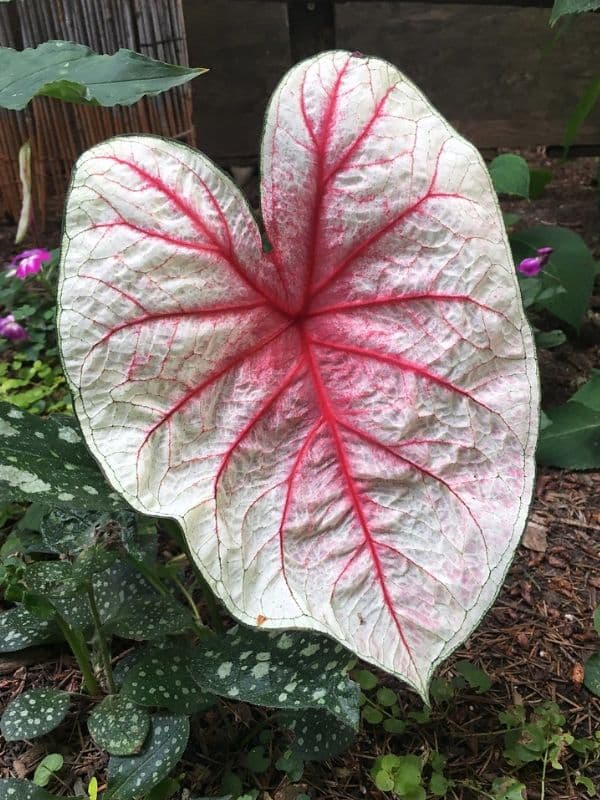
[1,150,599,799]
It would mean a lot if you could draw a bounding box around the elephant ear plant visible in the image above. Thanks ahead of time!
[57,50,539,699]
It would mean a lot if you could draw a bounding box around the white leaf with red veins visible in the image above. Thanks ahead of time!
[58,51,538,697]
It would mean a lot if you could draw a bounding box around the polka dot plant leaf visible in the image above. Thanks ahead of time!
[0,402,127,511]
[105,713,189,800]
[0,779,59,800]
[282,708,357,760]
[0,607,59,653]
[106,594,195,641]
[88,694,151,756]
[0,688,71,742]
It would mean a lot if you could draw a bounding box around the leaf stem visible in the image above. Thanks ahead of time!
[87,585,116,694]
[170,573,215,640]
[125,553,169,596]
[55,616,100,695]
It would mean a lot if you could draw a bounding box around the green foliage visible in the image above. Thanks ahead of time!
[107,594,195,640]
[0,41,206,110]
[584,606,600,697]
[0,402,126,509]
[370,753,448,800]
[88,694,151,756]
[453,660,492,693]
[489,154,530,198]
[0,779,58,800]
[550,0,600,24]
[563,77,600,156]
[0,688,70,741]
[32,755,63,788]
[105,714,190,800]
[511,226,595,332]
[490,777,526,800]
[537,371,600,469]
[0,604,59,651]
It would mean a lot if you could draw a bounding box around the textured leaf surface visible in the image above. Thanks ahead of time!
[58,51,538,694]
[106,714,189,800]
[489,154,530,198]
[584,652,600,697]
[0,606,59,652]
[283,709,356,760]
[88,694,151,755]
[550,0,600,23]
[0,780,58,800]
[120,647,215,713]
[0,403,125,510]
[106,595,194,640]
[0,41,206,110]
[1,688,70,741]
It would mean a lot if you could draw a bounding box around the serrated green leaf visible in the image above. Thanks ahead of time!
[0,42,206,110]
[283,708,356,760]
[550,0,600,24]
[489,154,530,198]
[121,647,215,713]
[0,779,59,800]
[537,402,600,470]
[0,605,60,652]
[106,714,189,800]
[453,660,492,693]
[584,652,600,697]
[107,594,194,640]
[0,402,126,510]
[190,626,360,733]
[88,694,151,755]
[1,688,70,741]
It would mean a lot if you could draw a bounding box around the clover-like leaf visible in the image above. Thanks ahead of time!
[105,714,189,800]
[120,647,215,713]
[57,51,539,696]
[0,606,60,652]
[106,595,194,640]
[88,694,151,755]
[0,403,126,510]
[1,688,70,741]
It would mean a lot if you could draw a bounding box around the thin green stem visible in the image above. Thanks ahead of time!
[171,574,215,640]
[541,746,549,800]
[55,616,100,695]
[87,585,116,694]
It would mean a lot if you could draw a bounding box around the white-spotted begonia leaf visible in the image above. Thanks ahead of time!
[58,51,539,697]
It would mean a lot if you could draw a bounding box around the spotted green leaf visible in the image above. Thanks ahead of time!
[105,714,189,800]
[283,708,356,760]
[121,648,215,713]
[0,779,59,800]
[88,694,151,756]
[107,595,195,640]
[0,403,126,510]
[0,41,206,110]
[0,606,59,652]
[1,688,70,741]
[584,652,600,697]
[25,561,83,598]
[190,626,359,731]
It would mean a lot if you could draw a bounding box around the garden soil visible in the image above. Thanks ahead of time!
[0,151,599,800]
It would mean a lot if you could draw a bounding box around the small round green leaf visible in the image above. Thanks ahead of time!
[1,688,70,741]
[354,669,378,691]
[88,694,151,756]
[376,687,397,707]
[489,153,530,197]
[106,714,190,800]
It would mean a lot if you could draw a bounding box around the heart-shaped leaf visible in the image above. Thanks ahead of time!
[105,714,189,800]
[0,606,60,652]
[88,694,151,755]
[57,51,539,696]
[0,403,126,510]
[1,688,70,741]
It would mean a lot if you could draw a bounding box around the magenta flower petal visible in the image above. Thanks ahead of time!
[0,314,28,341]
[7,248,52,280]
[517,256,543,277]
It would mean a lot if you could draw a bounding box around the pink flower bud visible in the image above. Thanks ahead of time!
[0,314,28,341]
[6,248,52,280]
[517,246,553,277]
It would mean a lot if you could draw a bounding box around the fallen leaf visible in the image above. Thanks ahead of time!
[521,521,547,553]
[571,663,585,685]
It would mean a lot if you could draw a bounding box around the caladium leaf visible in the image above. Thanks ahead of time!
[57,51,539,696]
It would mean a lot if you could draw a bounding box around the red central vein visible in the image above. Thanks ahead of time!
[301,58,350,312]
[100,155,285,312]
[301,332,416,666]
[308,292,506,319]
[90,301,266,354]
[309,337,496,415]
[138,323,292,453]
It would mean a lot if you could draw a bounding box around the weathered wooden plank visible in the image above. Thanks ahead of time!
[336,2,600,150]
[185,0,600,163]
[183,0,290,165]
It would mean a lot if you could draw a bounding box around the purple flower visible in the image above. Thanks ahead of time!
[7,248,52,280]
[517,246,553,277]
[0,314,28,341]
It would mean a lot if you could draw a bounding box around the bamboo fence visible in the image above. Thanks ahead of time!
[0,0,195,230]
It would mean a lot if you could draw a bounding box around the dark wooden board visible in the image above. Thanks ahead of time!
[184,1,600,164]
